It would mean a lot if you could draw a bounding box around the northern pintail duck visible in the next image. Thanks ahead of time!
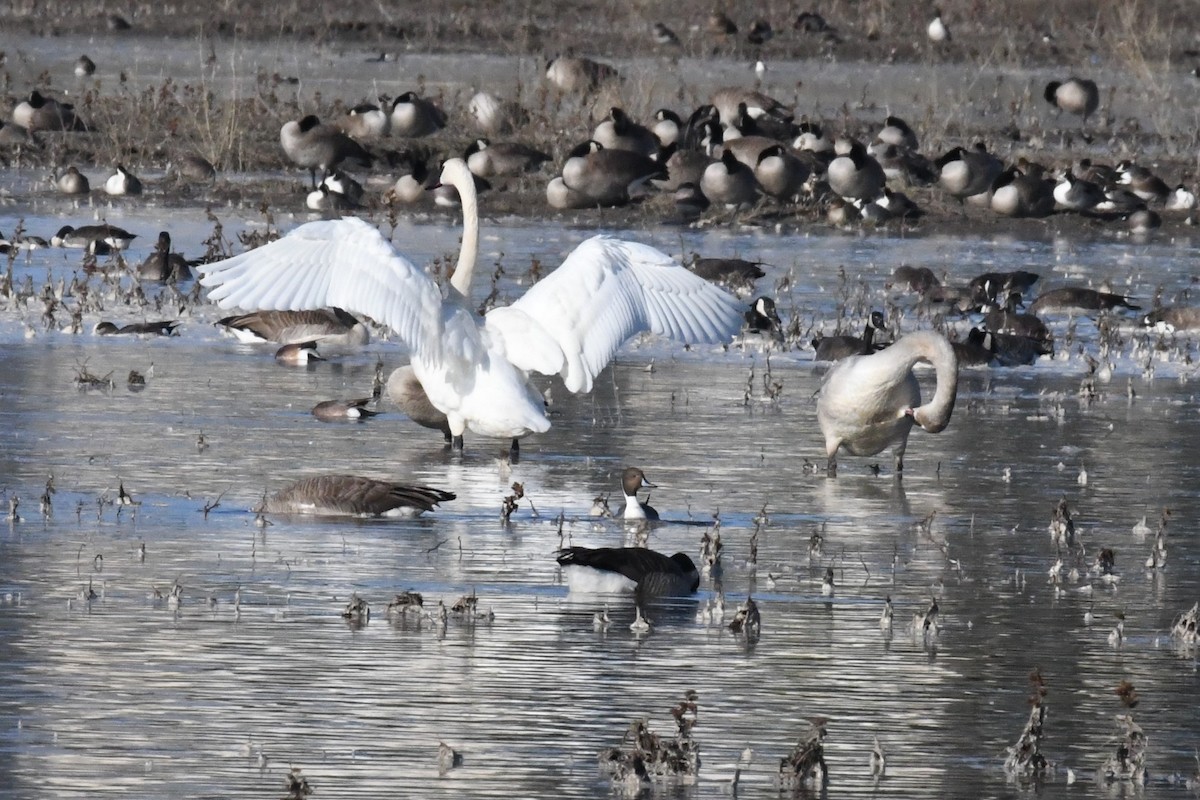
[616,467,659,521]
[12,90,87,132]
[56,166,90,194]
[464,138,550,178]
[274,341,324,365]
[52,224,136,250]
[215,308,369,347]
[1044,77,1099,121]
[388,92,446,137]
[104,164,142,196]
[818,331,958,475]
[201,159,742,451]
[280,115,373,187]
[561,140,664,206]
[137,232,192,282]
[544,55,619,93]
[556,546,700,596]
[592,107,659,158]
[311,398,378,421]
[262,475,455,517]
[812,311,884,362]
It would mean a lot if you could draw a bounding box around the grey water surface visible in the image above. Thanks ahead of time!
[0,206,1199,799]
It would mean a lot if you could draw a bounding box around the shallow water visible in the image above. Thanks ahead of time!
[0,201,1199,799]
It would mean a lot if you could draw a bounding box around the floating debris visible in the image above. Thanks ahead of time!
[387,590,424,616]
[598,689,700,785]
[1100,713,1147,784]
[437,740,463,774]
[1004,669,1050,778]
[1170,602,1198,646]
[282,766,313,799]
[341,593,369,625]
[1049,498,1076,551]
[728,596,761,640]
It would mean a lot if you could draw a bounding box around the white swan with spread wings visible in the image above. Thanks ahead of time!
[200,158,743,449]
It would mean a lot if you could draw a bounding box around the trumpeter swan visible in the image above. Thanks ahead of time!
[817,331,958,475]
[201,158,743,450]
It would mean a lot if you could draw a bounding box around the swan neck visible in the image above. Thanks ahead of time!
[906,332,959,433]
[449,169,479,298]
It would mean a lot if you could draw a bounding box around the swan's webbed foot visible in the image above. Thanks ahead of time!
[509,438,520,465]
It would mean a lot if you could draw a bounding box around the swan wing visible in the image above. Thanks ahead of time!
[487,235,743,393]
[199,217,442,356]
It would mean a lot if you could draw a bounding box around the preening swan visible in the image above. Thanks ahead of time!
[816,331,958,475]
[200,158,743,450]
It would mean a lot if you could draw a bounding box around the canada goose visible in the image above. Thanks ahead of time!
[1127,208,1161,234]
[561,140,663,206]
[990,167,1054,217]
[701,149,760,208]
[817,331,958,475]
[720,135,780,169]
[216,308,369,347]
[952,328,995,367]
[545,176,595,209]
[1029,288,1140,315]
[280,115,373,188]
[275,341,324,365]
[262,475,454,517]
[593,107,659,157]
[337,101,390,141]
[986,330,1053,366]
[56,166,90,195]
[544,55,619,93]
[744,296,783,335]
[169,154,217,183]
[688,257,765,291]
[983,293,1050,340]
[927,9,950,42]
[793,120,833,154]
[556,546,700,596]
[137,232,192,282]
[708,11,738,37]
[725,101,797,141]
[868,141,937,185]
[389,92,446,137]
[104,164,142,196]
[970,270,1040,304]
[467,91,528,135]
[74,54,96,77]
[672,182,710,219]
[826,196,862,226]
[93,320,179,336]
[1044,78,1099,121]
[201,159,743,451]
[52,224,136,250]
[747,19,773,44]
[827,141,886,200]
[385,365,452,442]
[877,116,919,151]
[612,466,659,520]
[652,21,680,45]
[305,183,359,212]
[652,146,713,191]
[464,138,550,177]
[876,188,924,219]
[311,398,378,421]
[937,143,1002,201]
[889,265,939,295]
[710,88,791,128]
[390,158,433,204]
[1165,184,1197,211]
[1052,170,1104,212]
[812,311,885,362]
[12,90,87,132]
[318,170,365,206]
[651,109,683,147]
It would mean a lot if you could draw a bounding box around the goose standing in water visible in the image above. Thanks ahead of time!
[201,158,743,452]
[812,311,885,362]
[817,331,958,475]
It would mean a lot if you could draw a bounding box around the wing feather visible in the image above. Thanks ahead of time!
[486,235,743,393]
[200,218,442,355]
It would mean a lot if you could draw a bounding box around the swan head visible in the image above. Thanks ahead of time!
[907,401,954,433]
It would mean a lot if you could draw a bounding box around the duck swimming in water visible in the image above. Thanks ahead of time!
[201,158,743,452]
